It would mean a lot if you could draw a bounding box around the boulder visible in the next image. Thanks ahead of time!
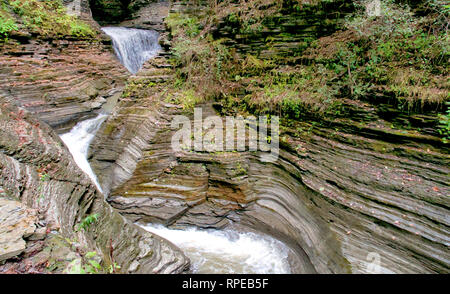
[0,199,38,263]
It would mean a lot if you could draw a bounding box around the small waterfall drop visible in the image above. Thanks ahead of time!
[61,29,293,274]
[60,114,107,192]
[101,27,161,74]
[140,224,292,274]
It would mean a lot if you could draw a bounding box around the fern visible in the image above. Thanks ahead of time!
[76,213,99,232]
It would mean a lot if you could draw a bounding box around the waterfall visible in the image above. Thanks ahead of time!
[101,27,161,74]
[62,28,293,274]
[60,114,107,192]
[140,224,292,274]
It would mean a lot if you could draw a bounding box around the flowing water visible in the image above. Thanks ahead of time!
[140,224,292,274]
[60,114,107,192]
[101,27,161,74]
[61,29,292,274]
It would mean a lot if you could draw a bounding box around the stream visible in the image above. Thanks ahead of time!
[60,27,292,274]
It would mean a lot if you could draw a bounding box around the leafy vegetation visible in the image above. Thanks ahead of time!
[0,7,17,39]
[76,213,99,232]
[0,0,96,40]
[166,89,204,111]
[65,251,102,274]
[64,250,121,274]
[165,0,449,140]
[438,102,450,143]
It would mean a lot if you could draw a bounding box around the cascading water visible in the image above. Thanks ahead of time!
[101,27,161,74]
[140,224,292,274]
[60,114,107,192]
[63,29,293,274]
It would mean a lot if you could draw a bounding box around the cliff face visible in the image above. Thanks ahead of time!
[0,0,189,273]
[0,95,189,273]
[1,0,448,274]
[88,0,449,274]
[88,0,166,30]
[0,39,127,133]
[91,86,449,273]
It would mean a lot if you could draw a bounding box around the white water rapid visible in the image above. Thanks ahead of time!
[101,27,161,74]
[60,114,107,192]
[140,224,292,274]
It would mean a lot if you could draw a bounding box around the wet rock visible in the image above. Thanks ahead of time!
[0,96,189,273]
[91,87,449,273]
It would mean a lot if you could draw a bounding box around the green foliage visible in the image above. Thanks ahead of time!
[4,0,95,39]
[236,162,247,176]
[237,63,340,119]
[40,172,49,182]
[65,251,104,274]
[166,89,204,111]
[76,213,99,232]
[0,10,17,39]
[297,0,450,109]
[438,102,450,143]
[69,21,95,38]
[165,0,448,128]
[166,13,200,37]
[122,78,156,98]
[108,262,121,274]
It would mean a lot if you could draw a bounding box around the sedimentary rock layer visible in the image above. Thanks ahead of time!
[0,39,128,133]
[0,95,189,273]
[90,57,449,273]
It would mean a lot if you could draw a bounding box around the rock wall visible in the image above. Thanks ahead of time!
[63,0,93,20]
[91,87,449,273]
[212,0,355,58]
[0,95,189,273]
[0,39,128,133]
[87,3,450,271]
[88,0,164,26]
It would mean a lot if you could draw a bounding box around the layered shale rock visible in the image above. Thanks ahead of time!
[0,199,38,262]
[89,0,166,28]
[0,39,128,133]
[2,0,447,275]
[211,0,355,58]
[89,51,449,273]
[0,95,189,273]
[119,0,170,32]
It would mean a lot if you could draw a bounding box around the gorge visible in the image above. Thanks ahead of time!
[0,0,448,274]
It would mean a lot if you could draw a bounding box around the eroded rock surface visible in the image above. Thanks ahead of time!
[0,39,128,133]
[0,95,189,273]
[0,199,37,262]
[90,54,449,273]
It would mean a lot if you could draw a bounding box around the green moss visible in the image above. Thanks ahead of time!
[0,7,17,39]
[165,13,201,38]
[4,0,96,39]
[166,89,204,112]
[437,101,450,143]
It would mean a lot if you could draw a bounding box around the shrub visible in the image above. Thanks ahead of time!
[6,0,95,39]
[76,213,99,232]
[438,101,450,143]
[0,12,17,39]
